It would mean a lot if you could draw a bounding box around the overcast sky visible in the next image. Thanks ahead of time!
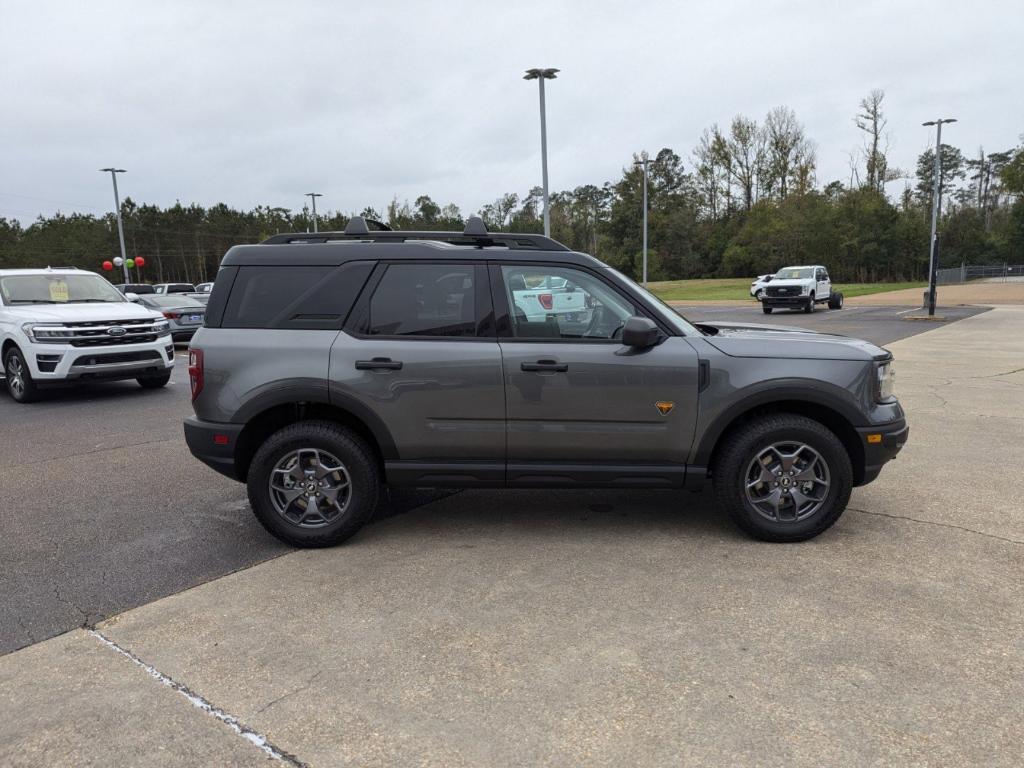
[2,0,1021,224]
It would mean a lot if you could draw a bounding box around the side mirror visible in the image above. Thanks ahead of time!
[621,316,660,348]
[124,292,140,303]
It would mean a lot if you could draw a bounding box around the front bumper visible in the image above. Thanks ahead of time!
[184,416,244,480]
[856,418,909,485]
[762,294,811,307]
[19,337,175,384]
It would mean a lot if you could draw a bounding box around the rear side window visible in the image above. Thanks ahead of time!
[367,264,476,337]
[222,262,373,329]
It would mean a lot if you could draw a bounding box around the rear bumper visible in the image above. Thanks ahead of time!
[184,416,243,480]
[856,419,910,485]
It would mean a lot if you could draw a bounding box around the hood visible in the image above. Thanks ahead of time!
[766,278,813,288]
[697,321,890,362]
[2,302,163,323]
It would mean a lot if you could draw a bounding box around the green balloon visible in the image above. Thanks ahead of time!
[126,258,136,268]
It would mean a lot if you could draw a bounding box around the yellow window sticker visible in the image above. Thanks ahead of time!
[49,279,70,302]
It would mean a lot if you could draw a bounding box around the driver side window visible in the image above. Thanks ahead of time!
[500,265,636,340]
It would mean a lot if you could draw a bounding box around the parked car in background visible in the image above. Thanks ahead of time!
[184,293,211,306]
[131,294,206,341]
[114,283,156,294]
[194,282,214,293]
[153,282,196,295]
[749,274,774,300]
[761,266,844,314]
[1,267,173,402]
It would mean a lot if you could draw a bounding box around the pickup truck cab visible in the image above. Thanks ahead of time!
[761,265,843,314]
[0,268,175,402]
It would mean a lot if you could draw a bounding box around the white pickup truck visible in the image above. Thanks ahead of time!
[509,275,590,322]
[0,267,175,403]
[759,265,844,314]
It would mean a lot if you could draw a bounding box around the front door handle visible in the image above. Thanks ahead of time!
[355,357,403,371]
[521,359,568,373]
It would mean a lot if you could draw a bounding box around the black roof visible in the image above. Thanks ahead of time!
[221,216,603,268]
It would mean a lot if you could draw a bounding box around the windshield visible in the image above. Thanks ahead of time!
[775,268,814,280]
[0,273,126,304]
[605,268,702,336]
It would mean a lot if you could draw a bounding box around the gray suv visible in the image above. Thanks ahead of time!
[184,217,908,546]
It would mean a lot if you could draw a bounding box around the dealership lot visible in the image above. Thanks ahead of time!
[2,306,1022,766]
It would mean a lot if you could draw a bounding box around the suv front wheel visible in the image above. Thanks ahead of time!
[247,420,380,547]
[4,347,40,403]
[712,414,852,542]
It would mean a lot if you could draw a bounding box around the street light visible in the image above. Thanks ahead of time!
[523,67,559,238]
[305,192,323,233]
[99,168,130,282]
[634,153,652,286]
[922,118,957,316]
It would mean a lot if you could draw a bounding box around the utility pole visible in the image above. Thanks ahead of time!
[523,68,559,237]
[100,168,129,281]
[634,153,652,286]
[305,193,323,233]
[922,118,957,316]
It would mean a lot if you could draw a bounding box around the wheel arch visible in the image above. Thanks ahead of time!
[232,399,396,483]
[700,397,866,486]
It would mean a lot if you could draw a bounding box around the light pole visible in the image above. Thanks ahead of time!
[634,153,652,286]
[100,168,130,282]
[922,118,956,316]
[305,192,323,233]
[523,68,559,238]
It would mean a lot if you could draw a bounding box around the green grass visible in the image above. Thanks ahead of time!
[646,278,926,302]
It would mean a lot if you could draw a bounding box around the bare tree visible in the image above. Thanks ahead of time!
[764,106,815,198]
[727,115,762,210]
[855,89,893,192]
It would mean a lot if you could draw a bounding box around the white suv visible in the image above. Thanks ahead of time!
[0,268,175,403]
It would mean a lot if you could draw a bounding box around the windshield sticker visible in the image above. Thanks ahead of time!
[48,279,70,302]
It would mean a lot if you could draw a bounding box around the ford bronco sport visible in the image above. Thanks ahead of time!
[184,217,907,546]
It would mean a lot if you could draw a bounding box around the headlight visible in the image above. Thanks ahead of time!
[22,323,75,343]
[876,360,896,401]
[153,320,171,335]
[801,284,812,295]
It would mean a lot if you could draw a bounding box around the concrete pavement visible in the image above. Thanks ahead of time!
[2,308,1021,767]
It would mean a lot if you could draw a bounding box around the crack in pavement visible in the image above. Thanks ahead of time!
[253,670,324,717]
[89,629,308,767]
[0,435,178,471]
[849,507,1024,546]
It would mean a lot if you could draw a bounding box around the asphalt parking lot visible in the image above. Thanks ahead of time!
[2,306,1021,766]
[0,307,994,655]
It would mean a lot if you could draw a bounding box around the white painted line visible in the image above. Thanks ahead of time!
[896,307,922,315]
[89,629,306,766]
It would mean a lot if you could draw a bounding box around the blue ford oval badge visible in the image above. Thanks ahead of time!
[107,326,127,336]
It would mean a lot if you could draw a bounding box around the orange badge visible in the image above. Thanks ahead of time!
[655,401,674,415]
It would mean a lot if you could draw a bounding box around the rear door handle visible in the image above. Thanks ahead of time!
[521,359,568,373]
[355,357,403,371]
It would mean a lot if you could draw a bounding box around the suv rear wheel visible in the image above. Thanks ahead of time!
[247,420,380,547]
[712,414,852,542]
[4,347,39,403]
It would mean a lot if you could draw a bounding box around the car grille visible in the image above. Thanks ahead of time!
[35,318,167,347]
[765,286,800,297]
[70,350,163,367]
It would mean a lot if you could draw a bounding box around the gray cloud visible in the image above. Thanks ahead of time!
[1,0,1021,223]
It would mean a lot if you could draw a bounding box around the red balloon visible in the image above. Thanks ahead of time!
[102,260,113,271]
[134,256,146,268]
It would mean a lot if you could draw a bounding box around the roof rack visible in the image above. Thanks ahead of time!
[260,216,569,251]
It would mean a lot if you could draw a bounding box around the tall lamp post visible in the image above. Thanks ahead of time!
[305,192,323,233]
[99,168,130,282]
[922,118,956,316]
[523,68,559,238]
[634,153,652,286]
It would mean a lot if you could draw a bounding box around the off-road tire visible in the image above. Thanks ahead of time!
[137,372,172,388]
[762,305,773,314]
[4,347,40,403]
[828,291,844,310]
[712,413,852,542]
[247,420,380,548]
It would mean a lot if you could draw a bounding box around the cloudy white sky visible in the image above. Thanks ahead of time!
[1,0,1021,224]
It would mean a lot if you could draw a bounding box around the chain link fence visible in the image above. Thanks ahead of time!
[935,264,1024,285]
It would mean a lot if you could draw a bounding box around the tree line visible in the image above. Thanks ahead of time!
[2,90,1022,284]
